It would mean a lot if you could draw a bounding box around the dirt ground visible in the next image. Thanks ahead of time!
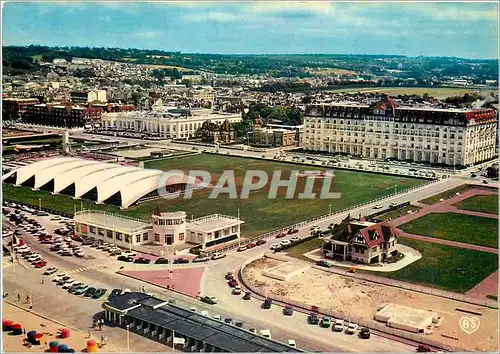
[2,303,122,352]
[243,257,498,352]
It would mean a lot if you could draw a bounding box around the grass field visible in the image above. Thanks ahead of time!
[286,238,324,262]
[2,154,425,237]
[399,212,498,248]
[375,205,421,221]
[375,239,499,293]
[325,87,496,99]
[454,194,499,215]
[141,154,425,236]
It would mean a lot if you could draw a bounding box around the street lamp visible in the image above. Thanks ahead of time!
[329,204,332,215]
[38,198,42,211]
[394,184,397,195]
[126,324,130,352]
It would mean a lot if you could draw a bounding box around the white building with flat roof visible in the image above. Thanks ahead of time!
[74,208,244,250]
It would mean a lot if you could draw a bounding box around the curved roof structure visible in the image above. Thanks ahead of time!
[10,157,188,209]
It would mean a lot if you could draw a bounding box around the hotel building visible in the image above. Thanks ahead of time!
[303,98,497,166]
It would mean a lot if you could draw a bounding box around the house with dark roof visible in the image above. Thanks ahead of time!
[322,215,398,264]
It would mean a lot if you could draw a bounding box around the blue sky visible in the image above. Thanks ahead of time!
[2,1,498,59]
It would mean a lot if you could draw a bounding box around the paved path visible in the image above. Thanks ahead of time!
[397,231,498,254]
[391,187,497,227]
[466,271,499,300]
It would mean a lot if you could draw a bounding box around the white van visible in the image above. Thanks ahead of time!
[260,329,271,339]
[288,340,296,348]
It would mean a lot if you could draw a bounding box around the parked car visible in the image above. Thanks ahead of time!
[223,318,234,325]
[134,257,151,264]
[56,276,71,286]
[109,289,122,298]
[192,256,210,263]
[262,298,272,309]
[211,252,226,260]
[283,305,294,316]
[92,288,107,299]
[373,204,383,209]
[276,232,286,238]
[62,279,76,289]
[320,316,332,328]
[225,272,234,280]
[155,257,169,264]
[359,328,371,339]
[280,240,291,247]
[237,245,247,252]
[316,260,332,268]
[235,322,243,328]
[389,202,399,207]
[345,323,358,334]
[270,243,282,251]
[122,251,137,257]
[200,296,218,305]
[173,258,189,264]
[74,251,85,258]
[417,345,432,352]
[44,267,57,275]
[232,286,242,295]
[287,228,299,234]
[248,328,257,334]
[290,236,300,243]
[84,287,97,297]
[228,279,238,288]
[308,312,320,325]
[118,255,134,262]
[333,319,344,332]
[288,339,296,348]
[255,239,267,246]
[34,261,47,268]
[72,285,89,295]
[243,292,251,300]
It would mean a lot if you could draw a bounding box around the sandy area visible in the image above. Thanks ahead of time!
[2,303,122,352]
[243,257,498,352]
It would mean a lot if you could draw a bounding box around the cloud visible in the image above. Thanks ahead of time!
[181,11,242,23]
[133,31,159,39]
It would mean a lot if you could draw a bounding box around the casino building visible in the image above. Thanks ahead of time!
[74,207,244,250]
[303,97,497,166]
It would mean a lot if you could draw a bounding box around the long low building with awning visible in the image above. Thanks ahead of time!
[102,292,300,352]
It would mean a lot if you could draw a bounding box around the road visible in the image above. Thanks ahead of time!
[2,174,467,352]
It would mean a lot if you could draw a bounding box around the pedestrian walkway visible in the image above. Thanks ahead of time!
[466,271,499,301]
[65,261,114,275]
[391,187,497,227]
[397,231,498,254]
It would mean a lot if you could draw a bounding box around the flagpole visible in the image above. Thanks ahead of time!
[172,330,175,354]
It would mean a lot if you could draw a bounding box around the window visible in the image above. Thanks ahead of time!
[179,233,184,242]
[89,226,96,234]
[98,228,104,236]
[116,232,123,241]
[159,219,165,226]
[107,230,113,239]
[154,233,160,242]
[167,220,172,225]
[143,232,148,241]
[125,234,130,243]
[231,226,237,233]
[136,235,141,243]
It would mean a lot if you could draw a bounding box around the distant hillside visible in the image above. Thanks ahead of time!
[2,45,498,80]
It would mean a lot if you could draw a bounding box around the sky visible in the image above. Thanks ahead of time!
[2,1,499,59]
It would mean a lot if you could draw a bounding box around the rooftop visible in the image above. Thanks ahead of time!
[74,210,150,233]
[104,292,297,352]
[188,214,244,233]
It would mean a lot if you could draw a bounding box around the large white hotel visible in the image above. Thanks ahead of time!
[303,98,497,166]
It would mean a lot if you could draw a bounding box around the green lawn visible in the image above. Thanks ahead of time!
[286,238,324,262]
[454,194,499,215]
[3,153,425,238]
[375,205,421,221]
[376,239,499,293]
[399,212,498,248]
